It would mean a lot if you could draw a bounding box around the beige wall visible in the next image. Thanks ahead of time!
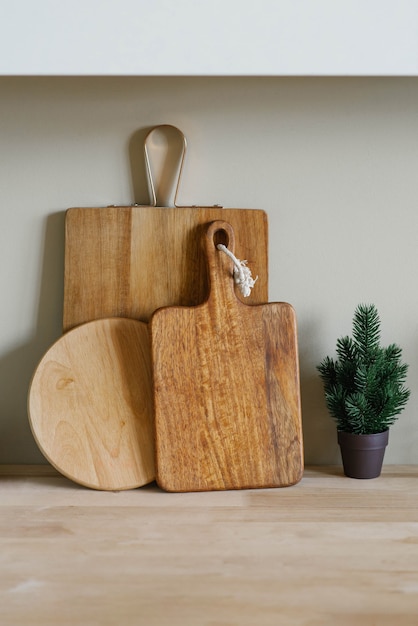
[1,76,417,465]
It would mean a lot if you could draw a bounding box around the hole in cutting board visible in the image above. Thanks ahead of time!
[213,228,229,248]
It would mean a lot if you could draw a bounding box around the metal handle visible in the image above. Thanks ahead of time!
[143,125,222,208]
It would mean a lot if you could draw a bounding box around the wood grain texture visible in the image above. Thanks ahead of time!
[2,466,417,626]
[151,220,303,492]
[28,318,154,490]
[63,206,268,331]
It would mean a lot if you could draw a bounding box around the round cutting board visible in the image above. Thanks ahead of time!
[28,318,155,490]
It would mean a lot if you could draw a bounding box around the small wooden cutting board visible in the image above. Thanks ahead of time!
[150,220,303,492]
[28,317,154,491]
[63,206,268,331]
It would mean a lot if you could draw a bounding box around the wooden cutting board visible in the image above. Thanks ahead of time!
[28,317,154,491]
[150,220,303,493]
[63,206,268,331]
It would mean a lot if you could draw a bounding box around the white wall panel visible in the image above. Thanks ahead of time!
[1,1,418,76]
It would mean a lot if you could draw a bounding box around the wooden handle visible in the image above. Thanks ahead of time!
[204,220,237,307]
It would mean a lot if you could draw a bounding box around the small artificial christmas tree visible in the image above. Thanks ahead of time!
[317,304,410,435]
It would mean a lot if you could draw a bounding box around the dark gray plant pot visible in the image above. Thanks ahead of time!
[337,429,389,479]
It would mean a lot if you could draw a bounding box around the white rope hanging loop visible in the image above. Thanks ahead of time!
[217,244,258,297]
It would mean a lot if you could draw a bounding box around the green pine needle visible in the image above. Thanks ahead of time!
[317,304,410,435]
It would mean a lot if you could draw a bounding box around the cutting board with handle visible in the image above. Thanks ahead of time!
[151,220,303,492]
[63,126,268,331]
[28,317,154,491]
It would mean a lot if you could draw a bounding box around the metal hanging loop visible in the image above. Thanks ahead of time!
[143,125,222,208]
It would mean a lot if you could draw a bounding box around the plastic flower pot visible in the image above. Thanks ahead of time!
[337,429,389,479]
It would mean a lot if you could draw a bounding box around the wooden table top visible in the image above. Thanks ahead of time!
[1,465,418,625]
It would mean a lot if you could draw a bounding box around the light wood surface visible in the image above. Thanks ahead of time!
[28,318,155,490]
[1,465,418,626]
[63,206,268,331]
[151,221,303,492]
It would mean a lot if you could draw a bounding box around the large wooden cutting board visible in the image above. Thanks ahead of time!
[63,206,268,331]
[150,220,303,493]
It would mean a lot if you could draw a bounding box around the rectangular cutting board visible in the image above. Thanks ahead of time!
[63,206,268,331]
[150,220,303,492]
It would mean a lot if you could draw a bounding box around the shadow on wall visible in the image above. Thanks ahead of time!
[300,368,341,465]
[298,319,341,466]
[0,212,65,464]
